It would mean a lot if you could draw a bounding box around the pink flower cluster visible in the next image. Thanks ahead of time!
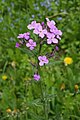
[16,18,62,81]
[27,18,62,44]
[17,32,30,40]
[16,32,36,50]
[28,21,47,38]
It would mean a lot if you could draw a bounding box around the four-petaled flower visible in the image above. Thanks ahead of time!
[17,32,30,40]
[23,32,30,40]
[46,32,58,44]
[46,18,56,29]
[34,74,40,81]
[33,23,47,38]
[26,39,36,50]
[17,34,24,39]
[50,27,62,37]
[38,56,49,66]
[27,21,37,30]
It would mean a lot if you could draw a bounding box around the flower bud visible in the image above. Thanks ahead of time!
[74,84,79,92]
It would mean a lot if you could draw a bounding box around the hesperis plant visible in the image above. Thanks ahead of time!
[15,18,62,81]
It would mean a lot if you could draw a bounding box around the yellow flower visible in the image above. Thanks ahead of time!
[2,75,7,80]
[64,57,73,65]
[6,108,11,113]
[74,84,79,92]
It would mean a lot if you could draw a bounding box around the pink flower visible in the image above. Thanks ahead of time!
[17,34,24,39]
[17,32,30,40]
[15,42,20,48]
[46,32,55,38]
[50,27,62,36]
[33,23,47,38]
[41,21,45,26]
[27,21,37,30]
[46,18,56,29]
[34,74,40,81]
[56,35,61,40]
[46,32,58,44]
[55,46,59,51]
[50,26,58,33]
[38,56,49,66]
[46,18,62,38]
[26,39,36,50]
[23,32,30,40]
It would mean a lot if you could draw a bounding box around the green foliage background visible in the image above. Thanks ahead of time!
[0,0,80,120]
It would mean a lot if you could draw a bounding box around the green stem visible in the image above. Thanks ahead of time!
[37,43,42,70]
[39,81,48,120]
[37,43,48,120]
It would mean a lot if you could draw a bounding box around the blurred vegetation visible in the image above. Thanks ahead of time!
[0,0,80,120]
